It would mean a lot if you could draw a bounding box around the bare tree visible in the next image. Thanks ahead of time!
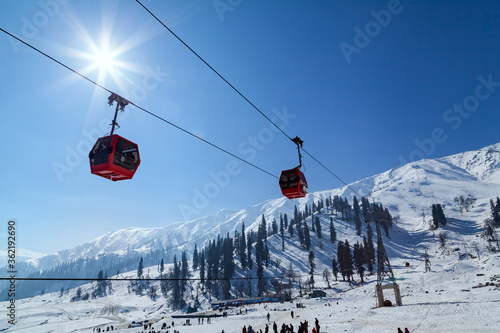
[438,232,448,248]
[297,276,304,297]
[274,257,282,270]
[322,268,332,288]
[286,262,297,289]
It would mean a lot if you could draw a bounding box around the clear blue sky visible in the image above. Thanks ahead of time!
[1,0,499,254]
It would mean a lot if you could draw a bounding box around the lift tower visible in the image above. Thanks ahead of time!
[365,209,402,307]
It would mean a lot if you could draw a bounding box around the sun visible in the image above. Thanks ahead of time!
[61,8,159,107]
[89,46,121,80]
[91,49,117,74]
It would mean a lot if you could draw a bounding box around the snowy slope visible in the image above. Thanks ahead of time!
[3,143,500,292]
[2,246,500,332]
[2,143,500,331]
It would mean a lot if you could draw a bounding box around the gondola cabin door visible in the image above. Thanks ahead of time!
[279,168,308,199]
[89,134,140,181]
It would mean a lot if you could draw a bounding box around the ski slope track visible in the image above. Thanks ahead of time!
[2,143,500,332]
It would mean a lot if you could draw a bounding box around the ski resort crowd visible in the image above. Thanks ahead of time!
[240,313,321,333]
[90,307,410,333]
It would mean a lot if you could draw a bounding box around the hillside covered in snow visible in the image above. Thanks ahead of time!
[2,143,500,332]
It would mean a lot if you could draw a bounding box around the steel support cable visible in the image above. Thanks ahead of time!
[135,0,294,143]
[301,148,363,197]
[0,27,277,180]
[134,1,364,198]
[1,264,357,282]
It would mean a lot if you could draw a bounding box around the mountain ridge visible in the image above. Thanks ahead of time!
[5,142,500,273]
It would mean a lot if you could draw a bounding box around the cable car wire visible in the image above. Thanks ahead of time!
[135,0,294,143]
[0,27,278,180]
[134,1,363,198]
[0,264,357,282]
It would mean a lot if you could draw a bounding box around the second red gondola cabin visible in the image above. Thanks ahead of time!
[89,134,140,181]
[279,168,308,199]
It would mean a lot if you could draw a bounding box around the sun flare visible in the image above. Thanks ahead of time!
[92,49,117,74]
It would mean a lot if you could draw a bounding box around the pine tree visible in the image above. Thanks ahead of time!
[353,241,365,283]
[259,214,267,241]
[344,240,354,281]
[311,214,316,232]
[337,241,346,281]
[363,236,374,274]
[288,219,294,237]
[284,213,289,229]
[297,219,304,246]
[247,232,253,270]
[256,238,264,264]
[353,196,362,236]
[308,251,316,289]
[240,223,247,269]
[329,217,337,243]
[315,216,322,239]
[432,203,447,229]
[171,255,184,309]
[137,257,144,279]
[366,225,376,270]
[200,251,205,283]
[272,218,278,235]
[222,235,234,299]
[95,270,106,297]
[181,251,189,277]
[294,205,299,224]
[361,196,370,217]
[160,258,165,276]
[280,214,285,251]
[264,242,270,268]
[257,254,265,297]
[192,245,199,270]
[304,220,311,250]
[331,256,339,281]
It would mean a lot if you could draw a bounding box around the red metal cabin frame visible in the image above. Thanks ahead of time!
[89,134,140,181]
[279,168,308,199]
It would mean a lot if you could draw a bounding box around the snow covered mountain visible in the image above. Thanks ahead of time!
[0,248,46,268]
[2,143,500,332]
[9,143,500,266]
[3,142,500,296]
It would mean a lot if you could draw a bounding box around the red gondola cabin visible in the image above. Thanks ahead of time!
[89,134,140,181]
[279,168,308,199]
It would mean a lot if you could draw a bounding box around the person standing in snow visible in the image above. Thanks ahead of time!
[267,312,270,321]
[397,328,403,333]
[315,318,320,333]
[404,328,410,333]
